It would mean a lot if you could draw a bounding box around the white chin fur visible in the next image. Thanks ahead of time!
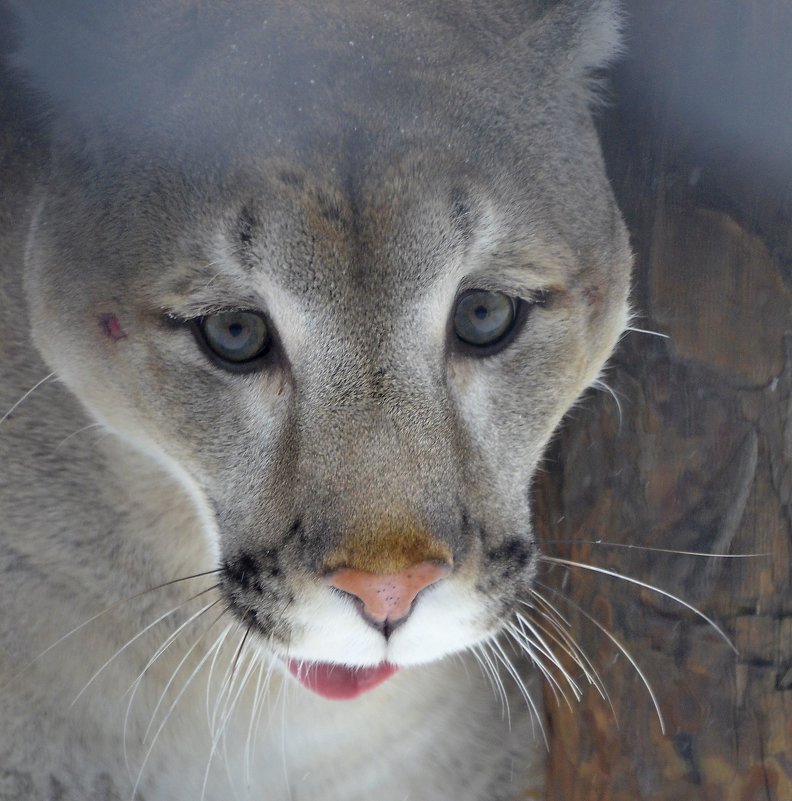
[280,579,491,668]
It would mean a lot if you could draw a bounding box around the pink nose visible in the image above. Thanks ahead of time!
[325,561,451,627]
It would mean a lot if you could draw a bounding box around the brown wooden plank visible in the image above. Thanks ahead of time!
[535,1,792,796]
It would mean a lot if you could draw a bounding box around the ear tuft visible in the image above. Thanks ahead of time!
[570,0,625,72]
[531,0,625,76]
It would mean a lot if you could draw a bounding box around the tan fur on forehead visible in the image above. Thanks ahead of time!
[324,515,453,575]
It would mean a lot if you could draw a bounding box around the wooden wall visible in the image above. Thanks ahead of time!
[536,1,792,797]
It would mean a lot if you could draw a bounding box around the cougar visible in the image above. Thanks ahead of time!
[0,1,631,798]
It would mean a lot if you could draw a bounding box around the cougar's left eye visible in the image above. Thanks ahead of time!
[453,290,518,348]
[198,311,270,365]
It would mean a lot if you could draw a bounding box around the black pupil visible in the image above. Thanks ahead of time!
[228,323,243,338]
[474,305,488,320]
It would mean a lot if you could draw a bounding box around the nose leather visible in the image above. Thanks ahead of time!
[325,561,451,625]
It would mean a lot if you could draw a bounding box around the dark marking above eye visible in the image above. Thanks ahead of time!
[237,206,258,246]
[449,189,474,242]
[316,191,344,224]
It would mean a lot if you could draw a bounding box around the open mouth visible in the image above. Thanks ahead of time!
[286,659,399,700]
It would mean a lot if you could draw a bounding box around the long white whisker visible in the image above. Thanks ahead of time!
[541,539,771,558]
[205,624,235,734]
[222,649,259,801]
[210,621,245,736]
[0,570,221,695]
[52,422,105,452]
[480,640,511,729]
[625,326,669,339]
[503,620,566,710]
[510,613,582,702]
[245,648,278,786]
[69,586,217,709]
[504,621,576,710]
[201,631,257,801]
[130,624,230,801]
[279,654,294,801]
[489,637,547,748]
[591,377,623,426]
[545,586,665,734]
[539,555,737,653]
[469,646,502,713]
[522,592,611,709]
[251,652,279,767]
[140,600,223,743]
[124,603,224,776]
[0,371,58,427]
[244,657,267,787]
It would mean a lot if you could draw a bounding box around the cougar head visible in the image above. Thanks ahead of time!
[15,0,631,698]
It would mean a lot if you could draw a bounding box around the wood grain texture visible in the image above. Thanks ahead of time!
[534,1,792,797]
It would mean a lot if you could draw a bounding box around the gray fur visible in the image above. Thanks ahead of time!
[0,1,631,799]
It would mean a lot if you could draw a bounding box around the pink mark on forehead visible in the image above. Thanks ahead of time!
[99,313,128,342]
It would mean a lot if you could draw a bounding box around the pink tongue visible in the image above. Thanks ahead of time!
[287,660,398,700]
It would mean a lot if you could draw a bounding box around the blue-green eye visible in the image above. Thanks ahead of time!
[453,290,518,348]
[200,311,270,364]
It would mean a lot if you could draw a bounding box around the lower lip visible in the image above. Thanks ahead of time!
[286,659,399,700]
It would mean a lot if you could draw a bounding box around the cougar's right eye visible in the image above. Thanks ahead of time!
[453,290,519,349]
[196,310,271,367]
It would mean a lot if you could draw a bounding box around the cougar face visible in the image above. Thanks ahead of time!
[18,0,631,697]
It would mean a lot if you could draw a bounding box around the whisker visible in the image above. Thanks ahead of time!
[205,624,234,735]
[130,620,231,801]
[469,645,502,713]
[123,603,225,776]
[211,621,245,736]
[1,568,222,694]
[510,611,583,700]
[230,619,254,683]
[221,647,258,801]
[0,371,58,428]
[488,636,547,748]
[625,326,669,339]
[590,377,623,426]
[127,590,222,697]
[140,599,224,743]
[539,555,738,653]
[279,652,295,801]
[524,591,612,709]
[251,647,280,769]
[505,618,579,709]
[502,622,562,710]
[539,539,770,558]
[244,656,268,786]
[544,585,666,734]
[52,422,106,453]
[69,584,219,709]
[201,633,257,801]
[480,640,512,729]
